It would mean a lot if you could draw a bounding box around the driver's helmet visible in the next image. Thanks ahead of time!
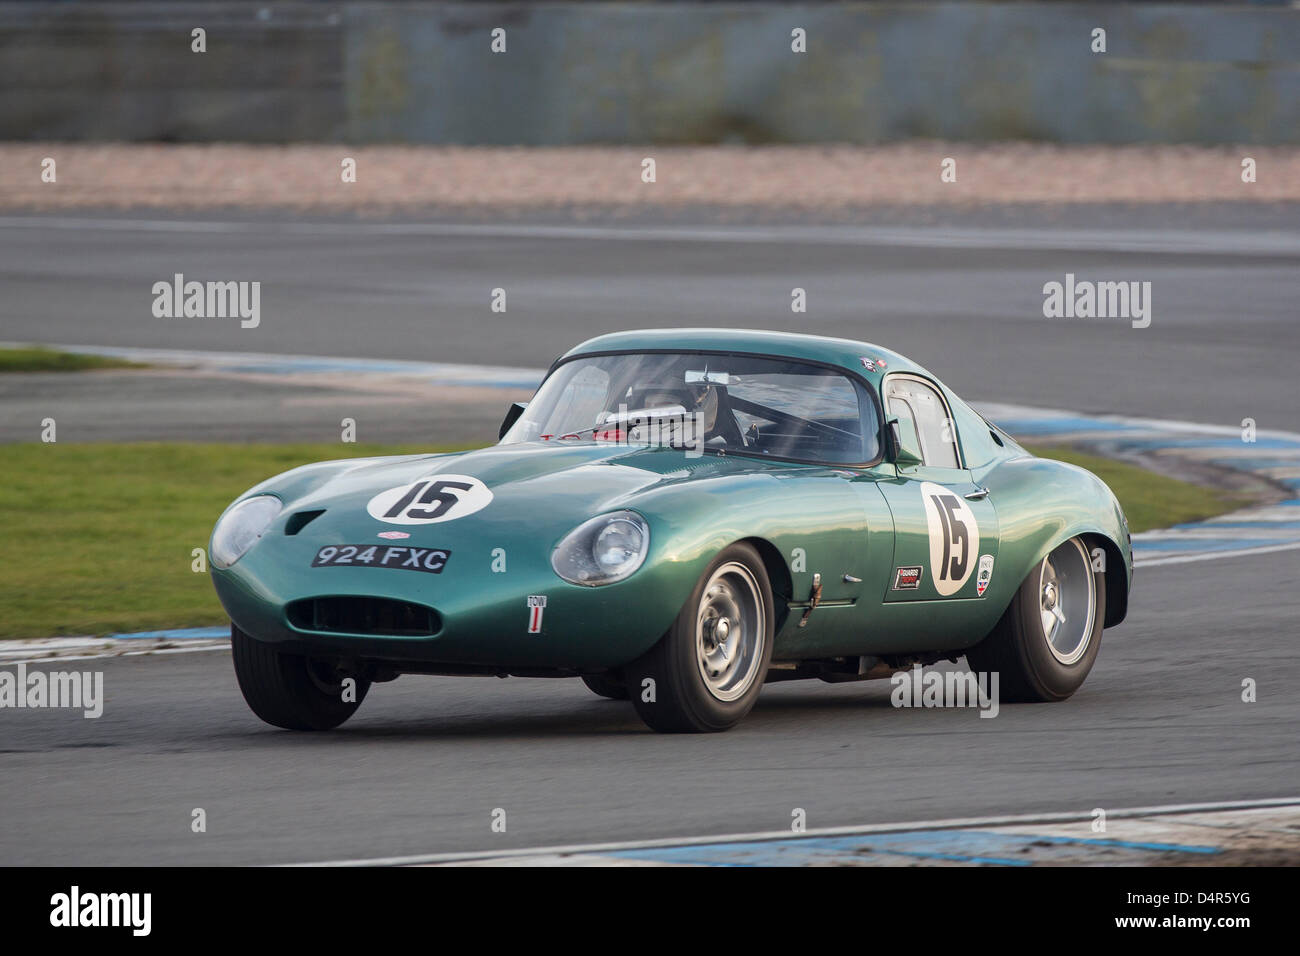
[631,384,719,435]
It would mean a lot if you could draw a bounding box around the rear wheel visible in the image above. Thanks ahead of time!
[230,624,370,730]
[581,673,629,700]
[965,536,1105,702]
[626,543,774,732]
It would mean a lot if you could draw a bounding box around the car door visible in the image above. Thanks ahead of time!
[875,374,999,603]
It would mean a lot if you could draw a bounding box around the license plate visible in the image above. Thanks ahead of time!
[311,544,450,574]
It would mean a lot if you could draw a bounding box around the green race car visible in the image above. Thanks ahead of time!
[210,328,1132,733]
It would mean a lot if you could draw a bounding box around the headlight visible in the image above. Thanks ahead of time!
[551,511,650,586]
[211,495,282,569]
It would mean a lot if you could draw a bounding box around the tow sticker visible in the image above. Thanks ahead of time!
[527,595,547,634]
[367,474,493,525]
[920,481,980,597]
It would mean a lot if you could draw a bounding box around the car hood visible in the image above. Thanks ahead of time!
[249,442,800,544]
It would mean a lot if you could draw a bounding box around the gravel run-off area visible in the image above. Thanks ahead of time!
[2,143,1297,213]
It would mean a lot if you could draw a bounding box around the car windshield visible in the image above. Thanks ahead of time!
[501,352,879,464]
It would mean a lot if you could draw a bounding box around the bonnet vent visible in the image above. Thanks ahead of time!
[284,510,325,535]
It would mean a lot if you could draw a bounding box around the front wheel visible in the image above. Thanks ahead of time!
[230,625,370,730]
[965,536,1105,702]
[626,543,774,732]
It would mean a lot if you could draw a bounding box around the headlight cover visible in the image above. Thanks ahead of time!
[551,511,650,586]
[211,495,282,569]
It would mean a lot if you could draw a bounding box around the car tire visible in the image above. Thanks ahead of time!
[626,542,774,733]
[581,673,629,700]
[965,536,1105,703]
[230,624,370,730]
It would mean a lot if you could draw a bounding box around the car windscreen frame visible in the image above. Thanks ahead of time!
[518,347,887,469]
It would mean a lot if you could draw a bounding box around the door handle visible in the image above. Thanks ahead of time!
[964,487,990,500]
[798,573,822,628]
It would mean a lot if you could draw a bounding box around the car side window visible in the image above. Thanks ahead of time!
[885,377,960,469]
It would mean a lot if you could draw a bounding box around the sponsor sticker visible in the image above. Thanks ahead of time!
[377,531,410,540]
[893,565,923,590]
[527,595,547,634]
[976,554,994,596]
[860,357,876,372]
[312,544,450,574]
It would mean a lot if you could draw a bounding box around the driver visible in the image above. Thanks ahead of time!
[637,385,718,430]
[624,383,720,447]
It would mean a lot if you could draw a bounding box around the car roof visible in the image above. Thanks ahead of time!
[562,328,933,382]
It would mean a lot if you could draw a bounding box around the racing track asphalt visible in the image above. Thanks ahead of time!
[0,206,1296,864]
[1,206,1298,426]
[0,549,1295,866]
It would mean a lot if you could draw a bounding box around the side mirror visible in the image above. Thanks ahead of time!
[887,416,925,468]
[498,402,527,440]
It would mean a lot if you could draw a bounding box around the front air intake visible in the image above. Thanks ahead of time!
[284,510,325,535]
[287,597,440,637]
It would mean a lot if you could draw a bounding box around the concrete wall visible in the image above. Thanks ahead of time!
[1,3,346,141]
[2,2,1298,144]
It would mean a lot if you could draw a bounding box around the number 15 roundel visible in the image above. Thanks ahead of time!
[920,481,980,597]
[367,474,493,525]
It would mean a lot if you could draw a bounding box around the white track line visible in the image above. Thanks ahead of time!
[1136,541,1300,568]
[0,341,544,385]
[287,797,1300,867]
[975,401,1300,444]
[0,643,230,666]
[2,216,1298,256]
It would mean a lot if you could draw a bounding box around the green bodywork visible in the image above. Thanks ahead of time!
[210,329,1132,672]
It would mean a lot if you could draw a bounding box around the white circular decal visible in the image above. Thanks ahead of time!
[920,481,980,596]
[367,474,493,525]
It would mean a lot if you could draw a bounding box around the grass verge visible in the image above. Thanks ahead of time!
[0,441,1245,639]
[0,443,470,639]
[1027,445,1247,534]
[0,346,147,373]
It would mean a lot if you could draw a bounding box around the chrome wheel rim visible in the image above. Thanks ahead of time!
[1038,538,1096,665]
[695,562,766,702]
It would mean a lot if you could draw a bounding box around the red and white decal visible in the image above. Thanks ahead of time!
[527,595,547,634]
[892,565,924,590]
[976,554,994,596]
